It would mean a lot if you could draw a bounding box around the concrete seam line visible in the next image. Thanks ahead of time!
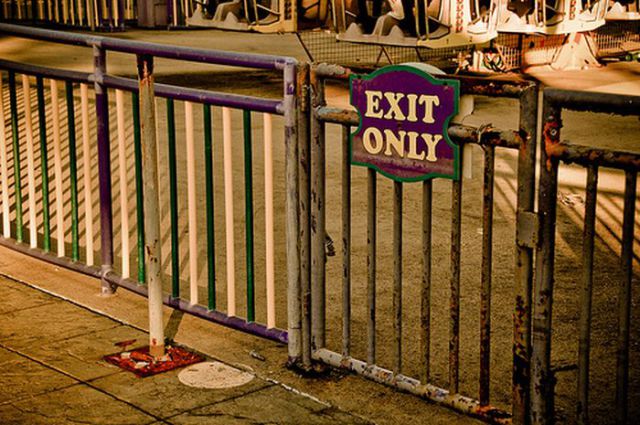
[0,271,371,422]
[159,384,277,422]
[0,271,140,329]
[0,343,170,424]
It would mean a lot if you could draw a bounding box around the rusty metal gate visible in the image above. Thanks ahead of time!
[295,63,640,425]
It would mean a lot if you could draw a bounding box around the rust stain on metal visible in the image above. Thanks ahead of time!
[543,113,562,171]
[104,345,204,377]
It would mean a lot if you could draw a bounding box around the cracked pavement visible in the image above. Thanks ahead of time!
[0,275,371,424]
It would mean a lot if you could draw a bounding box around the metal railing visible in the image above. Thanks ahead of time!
[300,63,640,425]
[0,23,300,358]
[1,22,639,425]
[0,0,135,30]
[533,88,640,425]
[301,63,539,424]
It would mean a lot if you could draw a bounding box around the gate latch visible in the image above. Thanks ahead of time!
[516,211,540,249]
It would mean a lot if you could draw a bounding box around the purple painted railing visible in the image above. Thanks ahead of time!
[0,23,300,357]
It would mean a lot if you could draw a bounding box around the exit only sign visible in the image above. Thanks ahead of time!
[350,65,460,182]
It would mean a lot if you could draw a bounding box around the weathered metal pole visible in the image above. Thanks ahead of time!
[531,98,560,425]
[94,46,115,295]
[137,54,165,359]
[310,66,326,352]
[513,83,538,425]
[297,62,312,369]
[284,59,301,365]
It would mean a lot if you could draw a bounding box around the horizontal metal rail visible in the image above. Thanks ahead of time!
[0,59,92,83]
[316,106,522,149]
[0,23,296,70]
[544,88,640,116]
[0,59,284,114]
[545,141,640,170]
[103,75,284,114]
[314,348,511,425]
[312,62,536,98]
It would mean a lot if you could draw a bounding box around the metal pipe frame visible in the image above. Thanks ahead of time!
[0,24,299,347]
[305,66,542,424]
[0,22,293,70]
[313,348,512,425]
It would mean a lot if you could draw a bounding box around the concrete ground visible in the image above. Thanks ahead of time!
[0,244,484,424]
[0,271,372,424]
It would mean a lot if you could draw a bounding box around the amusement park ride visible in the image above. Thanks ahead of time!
[186,0,640,71]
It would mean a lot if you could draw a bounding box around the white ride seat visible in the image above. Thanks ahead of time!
[606,0,640,20]
[498,0,608,34]
[336,0,501,48]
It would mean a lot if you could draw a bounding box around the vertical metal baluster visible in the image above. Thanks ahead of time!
[185,101,198,304]
[8,71,23,243]
[21,75,37,249]
[50,79,64,257]
[80,83,93,264]
[342,125,351,357]
[166,98,179,297]
[367,167,376,365]
[36,77,50,251]
[264,112,275,328]
[66,81,79,261]
[393,180,403,375]
[116,89,129,276]
[117,0,124,28]
[222,106,236,317]
[243,110,255,322]
[310,71,326,350]
[421,179,432,383]
[131,91,144,283]
[450,165,463,394]
[0,75,10,239]
[577,165,598,425]
[616,170,637,425]
[203,103,215,310]
[480,145,495,406]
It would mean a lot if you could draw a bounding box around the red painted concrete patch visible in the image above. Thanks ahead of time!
[104,345,205,377]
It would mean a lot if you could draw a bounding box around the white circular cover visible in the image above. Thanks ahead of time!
[178,361,254,389]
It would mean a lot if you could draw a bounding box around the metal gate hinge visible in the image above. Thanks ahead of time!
[516,210,541,249]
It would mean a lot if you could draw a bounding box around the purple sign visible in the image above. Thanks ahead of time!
[350,65,460,182]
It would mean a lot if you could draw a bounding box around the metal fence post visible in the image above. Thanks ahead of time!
[94,45,115,295]
[513,83,538,425]
[310,65,326,352]
[531,97,561,425]
[137,54,165,359]
[297,62,312,369]
[284,59,301,365]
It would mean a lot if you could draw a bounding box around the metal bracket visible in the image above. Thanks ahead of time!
[517,210,541,249]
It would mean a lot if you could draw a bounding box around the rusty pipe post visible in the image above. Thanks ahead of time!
[513,83,538,425]
[137,54,165,359]
[297,62,312,369]
[310,67,326,351]
[531,98,561,425]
